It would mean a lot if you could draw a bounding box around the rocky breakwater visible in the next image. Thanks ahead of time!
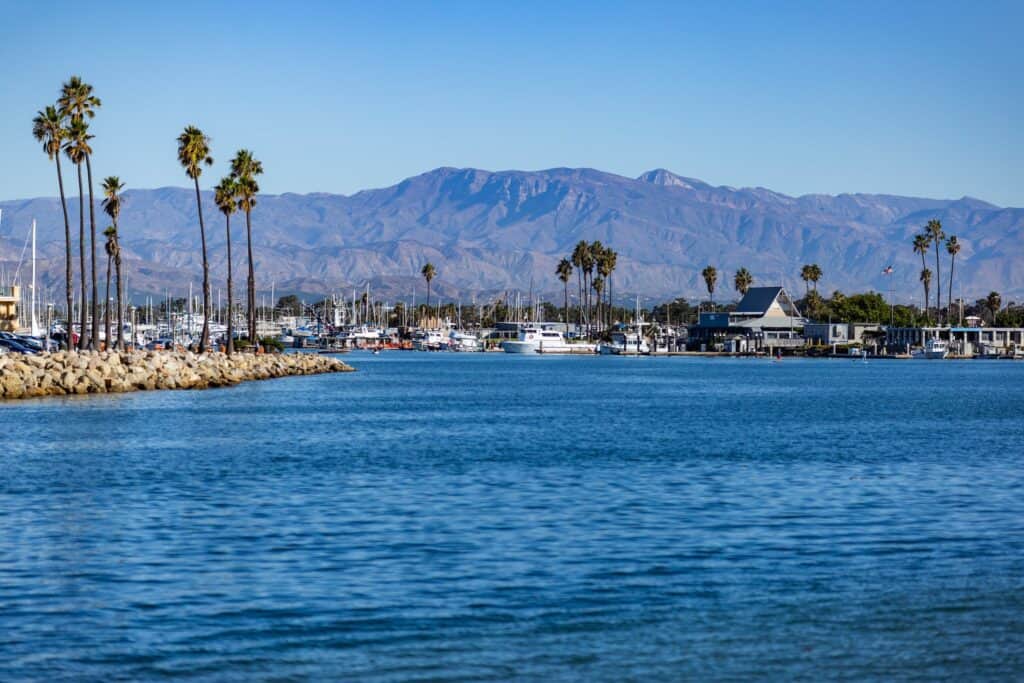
[0,350,355,400]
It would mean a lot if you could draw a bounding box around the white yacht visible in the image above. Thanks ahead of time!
[914,337,948,359]
[448,330,480,352]
[501,327,576,354]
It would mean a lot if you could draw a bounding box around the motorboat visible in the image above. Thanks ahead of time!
[501,327,577,354]
[598,327,650,355]
[412,329,448,351]
[448,330,480,352]
[913,337,948,359]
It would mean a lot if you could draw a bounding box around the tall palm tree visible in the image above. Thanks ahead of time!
[230,150,264,346]
[596,245,612,328]
[215,177,238,356]
[64,118,92,350]
[986,291,1001,325]
[585,241,600,334]
[421,263,436,312]
[101,176,125,350]
[926,219,945,319]
[946,235,960,320]
[913,233,932,315]
[103,226,116,349]
[59,76,101,348]
[592,275,605,330]
[604,248,618,325]
[809,264,822,292]
[556,257,572,334]
[571,241,588,332]
[919,268,932,321]
[177,126,213,352]
[800,264,813,297]
[734,267,753,295]
[702,265,718,309]
[32,105,74,349]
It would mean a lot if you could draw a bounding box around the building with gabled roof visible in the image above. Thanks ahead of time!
[688,286,806,353]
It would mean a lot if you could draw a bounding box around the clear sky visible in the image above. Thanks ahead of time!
[2,0,1022,205]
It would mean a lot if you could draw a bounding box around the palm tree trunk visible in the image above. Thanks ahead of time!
[104,253,111,349]
[933,242,942,323]
[947,254,955,322]
[245,208,256,347]
[576,269,582,332]
[55,155,73,351]
[76,164,88,350]
[226,213,234,356]
[194,177,211,353]
[86,155,99,349]
[563,281,569,335]
[115,246,124,351]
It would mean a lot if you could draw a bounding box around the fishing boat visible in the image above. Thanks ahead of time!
[448,330,480,352]
[412,329,447,351]
[597,325,650,355]
[913,337,948,359]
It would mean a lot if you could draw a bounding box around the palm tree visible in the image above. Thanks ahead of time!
[585,242,601,334]
[592,275,605,330]
[702,265,718,309]
[571,241,588,333]
[604,249,618,325]
[734,267,753,295]
[913,233,932,315]
[800,264,813,297]
[920,268,932,321]
[230,150,264,346]
[422,262,436,311]
[809,264,822,292]
[596,245,613,328]
[946,235,960,320]
[64,118,92,350]
[103,226,116,348]
[556,257,572,334]
[926,219,945,319]
[101,176,125,350]
[986,291,1002,325]
[177,126,213,352]
[215,177,238,356]
[59,76,101,348]
[32,105,74,349]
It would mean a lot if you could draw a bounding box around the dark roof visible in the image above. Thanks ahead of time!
[734,287,784,315]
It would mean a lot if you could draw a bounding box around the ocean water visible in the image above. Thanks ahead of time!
[2,353,1023,681]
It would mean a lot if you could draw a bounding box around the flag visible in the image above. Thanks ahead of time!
[882,265,894,275]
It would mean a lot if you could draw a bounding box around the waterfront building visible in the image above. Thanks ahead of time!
[0,285,20,332]
[688,286,805,352]
[804,322,884,346]
[887,325,1024,356]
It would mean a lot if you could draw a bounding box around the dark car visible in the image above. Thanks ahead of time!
[0,337,38,354]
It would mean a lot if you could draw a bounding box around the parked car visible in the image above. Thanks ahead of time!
[0,337,38,354]
[15,335,59,352]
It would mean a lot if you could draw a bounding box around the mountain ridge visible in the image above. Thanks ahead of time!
[1,166,1022,303]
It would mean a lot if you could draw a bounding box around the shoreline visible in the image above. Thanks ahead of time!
[0,350,355,400]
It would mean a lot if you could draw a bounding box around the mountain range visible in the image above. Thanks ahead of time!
[1,166,1022,304]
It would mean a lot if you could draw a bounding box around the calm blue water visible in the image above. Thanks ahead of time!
[2,354,1023,681]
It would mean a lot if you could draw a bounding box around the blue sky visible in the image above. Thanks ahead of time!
[3,0,1022,205]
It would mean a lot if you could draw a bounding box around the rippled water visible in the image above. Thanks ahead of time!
[2,354,1023,680]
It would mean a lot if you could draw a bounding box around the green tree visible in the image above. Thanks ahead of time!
[63,118,92,349]
[103,226,116,348]
[702,265,718,309]
[946,235,960,321]
[59,76,101,348]
[32,104,74,348]
[809,264,822,292]
[556,257,573,333]
[214,177,238,355]
[734,267,753,295]
[101,176,125,350]
[926,219,945,318]
[913,233,932,313]
[422,262,436,310]
[986,291,1002,325]
[230,149,264,346]
[571,241,589,333]
[177,126,214,351]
